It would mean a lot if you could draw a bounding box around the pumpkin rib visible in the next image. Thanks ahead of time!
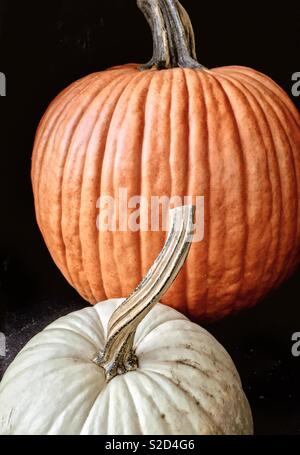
[181,68,190,316]
[44,70,135,298]
[147,363,225,433]
[137,369,200,433]
[204,72,241,318]
[220,72,296,294]
[111,71,153,297]
[132,374,172,433]
[32,75,96,194]
[80,383,108,435]
[257,94,299,284]
[79,73,138,302]
[215,72,277,302]
[60,81,116,300]
[95,71,142,301]
[237,81,282,298]
[183,70,210,318]
[35,76,100,285]
[230,69,300,133]
[140,71,162,279]
[195,71,211,316]
[205,72,249,312]
[224,67,300,126]
[232,73,299,286]
[100,71,146,298]
[138,70,173,289]
[44,372,101,436]
[43,326,100,350]
[196,72,240,317]
[136,72,152,292]
[224,73,285,293]
[166,69,190,312]
[137,72,153,284]
[34,74,101,205]
[62,70,139,300]
[78,85,117,302]
[121,374,148,435]
[139,368,219,434]
[141,354,230,389]
[211,73,234,312]
[160,69,174,300]
[38,76,108,289]
[33,76,95,231]
[1,357,93,388]
[139,344,233,378]
[212,72,275,311]
[201,71,245,317]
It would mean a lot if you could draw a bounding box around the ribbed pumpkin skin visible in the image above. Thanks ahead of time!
[31,64,300,321]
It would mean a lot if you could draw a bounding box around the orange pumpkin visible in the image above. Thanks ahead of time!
[31,0,300,321]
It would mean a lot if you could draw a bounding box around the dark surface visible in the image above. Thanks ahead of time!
[0,0,300,435]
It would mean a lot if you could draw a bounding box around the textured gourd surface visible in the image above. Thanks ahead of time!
[0,300,252,435]
[31,64,300,321]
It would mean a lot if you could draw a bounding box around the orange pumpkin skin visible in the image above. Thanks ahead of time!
[31,63,300,321]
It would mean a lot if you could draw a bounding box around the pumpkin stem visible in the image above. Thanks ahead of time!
[94,205,195,382]
[137,0,206,70]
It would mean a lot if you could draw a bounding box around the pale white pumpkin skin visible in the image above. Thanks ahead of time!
[0,300,253,435]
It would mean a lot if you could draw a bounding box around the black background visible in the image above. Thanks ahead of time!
[0,0,300,435]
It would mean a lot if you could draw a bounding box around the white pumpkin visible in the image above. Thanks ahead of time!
[0,207,253,435]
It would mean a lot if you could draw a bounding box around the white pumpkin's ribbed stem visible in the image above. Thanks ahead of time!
[95,205,195,381]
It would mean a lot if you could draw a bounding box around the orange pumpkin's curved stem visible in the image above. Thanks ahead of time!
[95,205,195,382]
[137,0,206,70]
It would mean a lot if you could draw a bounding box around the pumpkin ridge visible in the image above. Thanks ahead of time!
[194,71,211,317]
[43,326,101,350]
[204,72,236,316]
[139,347,233,381]
[220,72,285,293]
[60,82,118,300]
[137,369,200,433]
[167,366,249,433]
[218,72,290,295]
[181,68,190,316]
[165,69,190,311]
[121,374,144,435]
[63,70,140,300]
[132,374,172,433]
[205,72,252,312]
[213,73,274,311]
[1,356,92,389]
[110,71,154,297]
[80,384,108,435]
[216,72,276,301]
[141,356,229,389]
[37,76,109,288]
[225,67,300,125]
[137,344,232,382]
[41,370,102,436]
[149,364,225,434]
[32,75,98,194]
[137,71,153,289]
[34,74,101,203]
[35,77,99,285]
[33,77,95,250]
[79,73,138,302]
[99,70,147,298]
[233,73,299,286]
[78,81,125,302]
[95,72,142,301]
[138,368,217,434]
